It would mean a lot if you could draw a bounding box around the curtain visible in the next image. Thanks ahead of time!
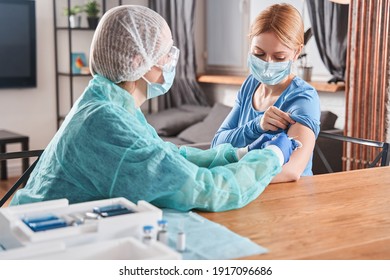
[306,0,349,83]
[149,0,208,110]
[344,0,390,170]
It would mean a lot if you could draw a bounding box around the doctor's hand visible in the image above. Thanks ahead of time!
[260,106,296,131]
[262,132,299,165]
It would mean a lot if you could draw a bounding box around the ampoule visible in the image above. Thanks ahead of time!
[176,231,186,252]
[157,219,168,245]
[142,225,153,245]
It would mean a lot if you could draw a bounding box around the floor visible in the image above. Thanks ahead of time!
[0,177,18,207]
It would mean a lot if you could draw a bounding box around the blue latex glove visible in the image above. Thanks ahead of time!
[262,132,299,164]
[247,133,275,151]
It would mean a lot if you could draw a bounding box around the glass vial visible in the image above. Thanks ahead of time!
[142,225,153,245]
[176,231,186,252]
[157,219,168,245]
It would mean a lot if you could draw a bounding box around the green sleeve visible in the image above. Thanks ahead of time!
[178,143,239,168]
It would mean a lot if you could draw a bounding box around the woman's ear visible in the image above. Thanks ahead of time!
[293,44,304,61]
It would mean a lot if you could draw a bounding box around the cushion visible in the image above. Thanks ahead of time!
[178,103,232,143]
[320,111,338,131]
[179,104,211,116]
[146,105,211,136]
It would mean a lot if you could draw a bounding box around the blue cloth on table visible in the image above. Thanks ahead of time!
[163,209,268,260]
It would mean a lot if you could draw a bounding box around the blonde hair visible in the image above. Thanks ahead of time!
[249,3,304,50]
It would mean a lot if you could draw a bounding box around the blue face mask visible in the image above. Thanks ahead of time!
[142,68,176,100]
[248,54,292,85]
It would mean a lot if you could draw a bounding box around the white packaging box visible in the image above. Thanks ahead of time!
[0,198,181,260]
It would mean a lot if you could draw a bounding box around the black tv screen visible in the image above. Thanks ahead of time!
[0,0,36,88]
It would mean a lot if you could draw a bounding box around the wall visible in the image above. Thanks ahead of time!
[0,1,56,175]
[318,91,345,130]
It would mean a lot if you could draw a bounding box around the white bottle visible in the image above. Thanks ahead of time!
[176,231,186,252]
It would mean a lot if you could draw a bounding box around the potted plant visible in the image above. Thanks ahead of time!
[63,5,83,28]
[84,0,100,29]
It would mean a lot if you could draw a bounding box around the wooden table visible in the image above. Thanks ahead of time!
[200,166,390,259]
[0,130,29,180]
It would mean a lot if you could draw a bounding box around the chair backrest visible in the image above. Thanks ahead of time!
[314,132,390,174]
[0,150,44,207]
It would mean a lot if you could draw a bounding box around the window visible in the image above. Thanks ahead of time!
[203,0,331,80]
[205,0,249,75]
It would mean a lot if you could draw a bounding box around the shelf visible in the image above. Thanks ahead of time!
[53,0,120,129]
[308,81,345,93]
[197,74,245,86]
[197,74,345,93]
[56,27,95,31]
[58,72,91,77]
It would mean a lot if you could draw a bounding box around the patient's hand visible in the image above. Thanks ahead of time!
[260,106,295,131]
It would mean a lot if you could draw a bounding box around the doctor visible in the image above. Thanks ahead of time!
[11,5,298,212]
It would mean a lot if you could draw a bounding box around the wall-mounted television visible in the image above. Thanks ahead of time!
[0,0,36,88]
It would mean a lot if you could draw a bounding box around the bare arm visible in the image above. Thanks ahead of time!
[270,122,316,183]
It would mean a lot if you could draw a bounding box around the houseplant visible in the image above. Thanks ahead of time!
[63,5,83,28]
[84,0,100,29]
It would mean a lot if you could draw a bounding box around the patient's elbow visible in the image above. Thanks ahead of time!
[288,172,301,182]
[271,169,301,183]
[283,170,300,182]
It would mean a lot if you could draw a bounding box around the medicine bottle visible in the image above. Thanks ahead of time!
[157,219,168,245]
[176,231,186,252]
[142,225,153,245]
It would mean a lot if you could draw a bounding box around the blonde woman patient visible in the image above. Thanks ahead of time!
[212,3,321,182]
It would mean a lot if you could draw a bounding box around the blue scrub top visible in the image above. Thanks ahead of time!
[212,75,321,176]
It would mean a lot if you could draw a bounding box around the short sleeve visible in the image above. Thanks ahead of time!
[281,86,321,137]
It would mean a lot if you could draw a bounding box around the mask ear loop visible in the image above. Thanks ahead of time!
[291,46,303,76]
[291,61,299,76]
[141,76,151,85]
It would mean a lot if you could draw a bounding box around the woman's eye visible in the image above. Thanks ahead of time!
[254,53,265,57]
[275,57,286,61]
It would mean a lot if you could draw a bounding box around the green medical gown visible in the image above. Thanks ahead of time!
[10,75,281,212]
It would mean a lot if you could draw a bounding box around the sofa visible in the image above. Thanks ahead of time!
[146,103,232,147]
[146,104,343,174]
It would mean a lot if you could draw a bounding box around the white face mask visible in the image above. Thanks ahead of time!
[142,68,176,99]
[248,54,292,85]
[142,46,180,99]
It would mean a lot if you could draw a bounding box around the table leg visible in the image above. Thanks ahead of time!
[22,139,29,174]
[0,144,7,180]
